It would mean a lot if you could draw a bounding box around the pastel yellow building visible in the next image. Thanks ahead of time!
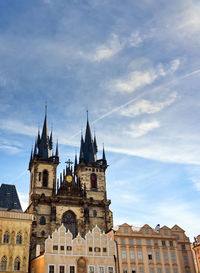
[30,224,117,273]
[108,223,196,273]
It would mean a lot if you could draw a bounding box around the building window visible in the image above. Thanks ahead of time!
[130,250,135,259]
[163,252,168,261]
[108,267,114,273]
[136,239,141,245]
[39,172,41,181]
[93,210,97,217]
[41,230,45,236]
[164,230,168,235]
[162,240,166,246]
[42,170,48,187]
[40,216,46,225]
[132,267,136,273]
[145,229,149,234]
[120,238,125,244]
[169,241,173,247]
[129,239,133,245]
[89,266,95,273]
[89,247,93,252]
[173,269,178,273]
[70,266,75,273]
[154,240,158,246]
[166,269,170,273]
[103,248,107,252]
[124,227,128,233]
[14,257,20,271]
[138,251,143,260]
[183,256,188,264]
[122,250,126,259]
[98,267,105,273]
[16,232,22,244]
[53,245,58,250]
[123,267,127,273]
[59,266,65,273]
[139,268,144,273]
[1,256,7,271]
[3,231,9,243]
[181,244,186,250]
[171,252,176,261]
[156,252,160,261]
[158,268,162,273]
[147,239,151,246]
[148,251,153,260]
[49,265,55,273]
[150,268,155,273]
[91,173,97,189]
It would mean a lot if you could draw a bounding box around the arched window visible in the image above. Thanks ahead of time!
[1,256,7,271]
[3,231,9,243]
[42,170,48,187]
[14,257,20,271]
[90,173,97,189]
[16,232,22,244]
[40,216,46,225]
[62,210,77,238]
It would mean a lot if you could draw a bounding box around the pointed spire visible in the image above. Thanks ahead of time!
[37,126,40,146]
[37,106,51,159]
[34,139,37,155]
[55,139,59,157]
[84,111,96,162]
[49,127,53,150]
[93,129,98,154]
[79,130,85,163]
[74,151,77,171]
[102,143,106,162]
[30,146,33,162]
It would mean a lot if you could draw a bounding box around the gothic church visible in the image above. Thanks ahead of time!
[26,110,113,260]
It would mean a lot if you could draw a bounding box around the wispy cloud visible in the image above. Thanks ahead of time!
[108,59,180,93]
[125,120,160,138]
[121,93,177,117]
[0,119,37,136]
[86,32,143,62]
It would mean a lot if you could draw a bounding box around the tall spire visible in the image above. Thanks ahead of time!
[55,139,59,157]
[93,129,98,154]
[102,143,107,163]
[74,151,77,172]
[37,105,52,159]
[79,130,85,163]
[84,111,96,162]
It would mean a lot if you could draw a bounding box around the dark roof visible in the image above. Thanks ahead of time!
[0,184,22,211]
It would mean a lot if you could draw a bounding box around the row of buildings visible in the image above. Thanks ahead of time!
[0,111,199,273]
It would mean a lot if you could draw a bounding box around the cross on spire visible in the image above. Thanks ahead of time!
[65,159,73,168]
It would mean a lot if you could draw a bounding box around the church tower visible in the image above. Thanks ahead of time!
[26,110,113,260]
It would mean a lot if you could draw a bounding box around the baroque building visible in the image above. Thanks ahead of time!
[30,224,116,273]
[192,235,200,273]
[0,184,33,273]
[26,110,113,260]
[108,223,196,273]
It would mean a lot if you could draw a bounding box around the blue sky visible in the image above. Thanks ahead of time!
[0,0,200,240]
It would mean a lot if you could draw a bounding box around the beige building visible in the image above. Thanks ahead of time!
[30,224,116,273]
[108,223,195,273]
[192,235,200,273]
[0,207,32,273]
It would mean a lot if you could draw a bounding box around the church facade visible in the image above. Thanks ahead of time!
[26,110,113,260]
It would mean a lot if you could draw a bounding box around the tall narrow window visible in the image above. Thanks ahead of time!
[16,232,22,244]
[108,267,114,273]
[14,257,20,271]
[49,265,55,273]
[42,170,48,187]
[40,216,46,225]
[89,266,95,273]
[70,265,75,273]
[1,256,7,271]
[59,265,65,273]
[91,173,97,189]
[3,231,9,243]
[122,250,126,259]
